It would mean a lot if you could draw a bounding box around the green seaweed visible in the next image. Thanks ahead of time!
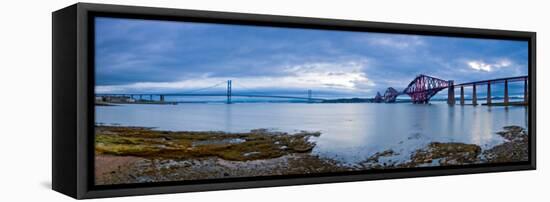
[95,126,320,161]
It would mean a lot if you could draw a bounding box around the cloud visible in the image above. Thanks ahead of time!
[282,60,374,90]
[467,59,513,72]
[96,60,375,94]
[467,61,492,72]
[355,34,425,50]
[94,17,528,97]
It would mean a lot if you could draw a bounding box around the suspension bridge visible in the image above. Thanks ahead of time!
[97,74,528,106]
[96,80,324,104]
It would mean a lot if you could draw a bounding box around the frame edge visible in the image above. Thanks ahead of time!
[66,2,537,199]
[52,3,79,199]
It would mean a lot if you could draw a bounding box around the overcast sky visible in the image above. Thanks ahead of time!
[94,17,528,97]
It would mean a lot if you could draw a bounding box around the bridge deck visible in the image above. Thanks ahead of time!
[455,75,527,86]
[96,93,325,101]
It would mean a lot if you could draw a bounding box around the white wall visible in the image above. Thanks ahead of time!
[0,0,547,201]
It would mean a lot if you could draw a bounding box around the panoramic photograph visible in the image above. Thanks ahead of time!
[93,17,529,185]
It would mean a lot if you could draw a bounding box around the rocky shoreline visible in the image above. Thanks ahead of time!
[357,125,528,169]
[95,125,528,185]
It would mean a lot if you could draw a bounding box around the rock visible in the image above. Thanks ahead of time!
[497,125,527,142]
[365,149,397,163]
[408,142,481,166]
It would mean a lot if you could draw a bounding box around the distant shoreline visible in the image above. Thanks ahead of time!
[95,101,177,106]
[95,100,529,105]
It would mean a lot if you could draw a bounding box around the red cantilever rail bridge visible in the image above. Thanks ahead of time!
[375,74,529,105]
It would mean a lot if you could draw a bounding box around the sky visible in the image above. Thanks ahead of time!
[94,17,528,98]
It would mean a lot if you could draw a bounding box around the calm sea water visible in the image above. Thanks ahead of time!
[96,103,528,164]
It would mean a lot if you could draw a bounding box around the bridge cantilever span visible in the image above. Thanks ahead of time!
[403,74,450,104]
[383,87,400,103]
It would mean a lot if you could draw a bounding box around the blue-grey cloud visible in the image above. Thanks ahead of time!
[95,17,528,97]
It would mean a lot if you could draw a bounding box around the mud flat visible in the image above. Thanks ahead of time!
[95,125,529,185]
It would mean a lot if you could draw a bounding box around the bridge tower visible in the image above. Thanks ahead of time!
[227,80,232,104]
[403,74,450,104]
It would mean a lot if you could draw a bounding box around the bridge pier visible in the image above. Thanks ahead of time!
[460,86,465,105]
[487,82,492,105]
[308,90,312,103]
[227,80,232,104]
[447,80,455,105]
[523,79,529,104]
[472,84,477,106]
[504,80,509,105]
[149,95,153,101]
[160,95,165,102]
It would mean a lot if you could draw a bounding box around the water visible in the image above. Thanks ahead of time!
[96,103,528,164]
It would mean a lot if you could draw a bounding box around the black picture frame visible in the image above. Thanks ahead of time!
[52,3,536,199]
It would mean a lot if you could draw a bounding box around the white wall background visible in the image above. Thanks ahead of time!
[0,0,547,201]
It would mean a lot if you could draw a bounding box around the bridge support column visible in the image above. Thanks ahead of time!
[150,95,153,101]
[523,78,529,104]
[472,84,477,106]
[227,80,232,104]
[504,80,509,105]
[160,95,164,102]
[308,90,312,103]
[460,86,465,105]
[487,82,491,106]
[447,80,455,105]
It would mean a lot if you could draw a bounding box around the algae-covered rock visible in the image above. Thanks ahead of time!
[497,125,527,142]
[483,126,529,163]
[95,126,321,161]
[408,142,481,166]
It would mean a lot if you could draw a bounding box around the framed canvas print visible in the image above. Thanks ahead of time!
[52,3,536,199]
